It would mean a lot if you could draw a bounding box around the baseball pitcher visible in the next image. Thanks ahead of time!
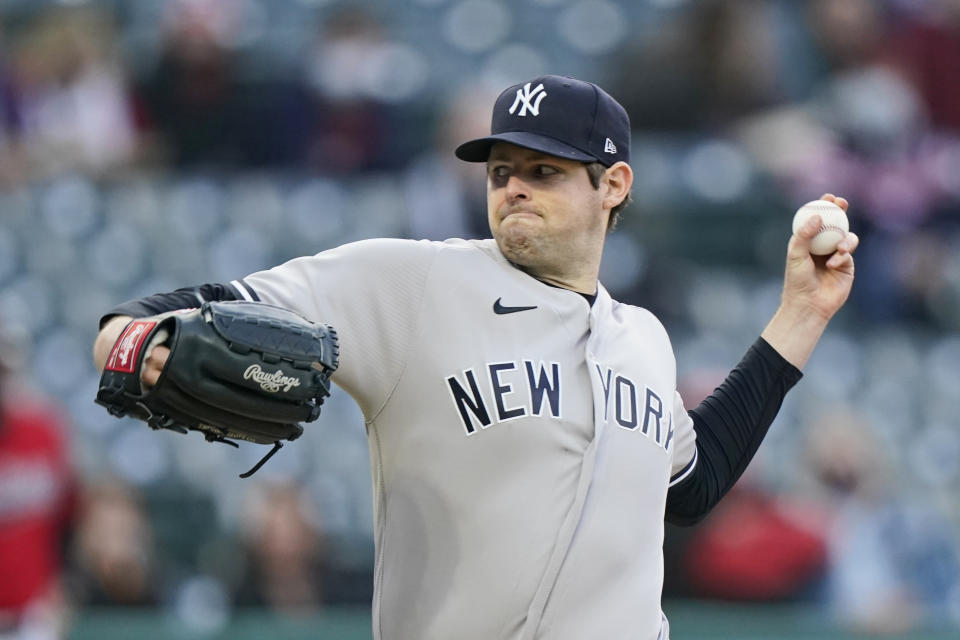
[93,75,858,639]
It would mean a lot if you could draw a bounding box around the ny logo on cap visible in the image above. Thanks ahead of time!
[508,82,547,117]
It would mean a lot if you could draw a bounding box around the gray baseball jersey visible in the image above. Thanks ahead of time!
[238,237,698,640]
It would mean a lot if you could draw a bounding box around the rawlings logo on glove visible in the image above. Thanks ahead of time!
[244,365,303,393]
[106,320,156,373]
[96,301,339,477]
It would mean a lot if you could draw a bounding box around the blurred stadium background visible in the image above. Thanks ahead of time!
[1,0,959,638]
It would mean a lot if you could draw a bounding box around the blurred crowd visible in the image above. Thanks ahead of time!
[1,0,959,637]
[1,0,958,323]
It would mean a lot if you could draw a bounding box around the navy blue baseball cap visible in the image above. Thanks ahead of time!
[455,75,630,168]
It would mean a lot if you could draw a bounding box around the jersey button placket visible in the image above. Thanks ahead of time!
[584,306,605,439]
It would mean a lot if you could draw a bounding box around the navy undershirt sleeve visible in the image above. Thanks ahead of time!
[665,337,803,526]
[98,281,259,328]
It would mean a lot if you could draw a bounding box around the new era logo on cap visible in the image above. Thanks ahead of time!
[455,75,631,168]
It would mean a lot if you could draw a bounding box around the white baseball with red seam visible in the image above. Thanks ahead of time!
[792,200,849,255]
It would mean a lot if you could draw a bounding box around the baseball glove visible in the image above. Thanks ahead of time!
[96,300,339,477]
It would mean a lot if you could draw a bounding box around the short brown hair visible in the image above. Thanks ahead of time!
[585,162,632,231]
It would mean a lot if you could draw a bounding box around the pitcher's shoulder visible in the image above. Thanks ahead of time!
[610,298,671,338]
[438,237,498,254]
[434,238,510,266]
[352,237,495,258]
[312,237,443,268]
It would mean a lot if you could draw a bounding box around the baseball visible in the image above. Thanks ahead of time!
[792,200,849,255]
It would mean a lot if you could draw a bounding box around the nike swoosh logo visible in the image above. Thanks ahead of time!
[493,298,538,315]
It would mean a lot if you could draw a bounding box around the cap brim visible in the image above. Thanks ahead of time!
[455,131,597,164]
